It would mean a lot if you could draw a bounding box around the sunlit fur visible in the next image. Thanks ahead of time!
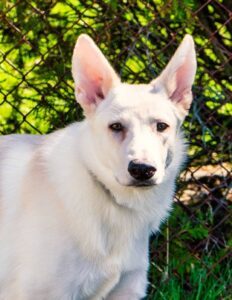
[0,34,196,299]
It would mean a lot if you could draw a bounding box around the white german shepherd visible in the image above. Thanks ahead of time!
[0,34,196,299]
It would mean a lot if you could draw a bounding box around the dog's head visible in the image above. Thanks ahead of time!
[72,34,196,190]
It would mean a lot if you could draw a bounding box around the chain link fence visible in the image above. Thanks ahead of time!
[0,0,231,298]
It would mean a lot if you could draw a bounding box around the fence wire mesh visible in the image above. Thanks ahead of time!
[0,0,231,298]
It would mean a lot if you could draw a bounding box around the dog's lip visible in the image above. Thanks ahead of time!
[116,177,157,188]
[128,180,157,188]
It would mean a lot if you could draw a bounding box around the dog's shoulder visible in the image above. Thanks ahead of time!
[0,133,42,153]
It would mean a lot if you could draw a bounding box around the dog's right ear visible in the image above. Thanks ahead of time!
[72,34,120,115]
[151,35,197,119]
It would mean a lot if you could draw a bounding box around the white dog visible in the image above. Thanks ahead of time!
[0,34,196,299]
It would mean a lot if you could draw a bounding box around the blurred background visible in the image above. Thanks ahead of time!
[0,1,231,299]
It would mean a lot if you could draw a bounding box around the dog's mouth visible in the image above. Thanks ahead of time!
[128,180,157,188]
[116,177,157,188]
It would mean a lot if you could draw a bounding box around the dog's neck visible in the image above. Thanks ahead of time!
[86,168,142,214]
[87,168,117,204]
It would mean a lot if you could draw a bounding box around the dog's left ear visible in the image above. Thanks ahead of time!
[152,35,197,118]
[72,34,120,115]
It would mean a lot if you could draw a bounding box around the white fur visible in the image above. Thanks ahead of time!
[0,34,196,299]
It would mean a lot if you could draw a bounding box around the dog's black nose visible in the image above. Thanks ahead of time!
[128,160,156,181]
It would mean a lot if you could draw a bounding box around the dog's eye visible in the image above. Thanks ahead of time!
[109,122,124,132]
[157,122,169,132]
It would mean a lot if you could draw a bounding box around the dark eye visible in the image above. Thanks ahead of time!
[109,122,124,132]
[157,122,169,132]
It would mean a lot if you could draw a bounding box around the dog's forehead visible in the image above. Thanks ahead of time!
[112,83,158,105]
[102,83,177,122]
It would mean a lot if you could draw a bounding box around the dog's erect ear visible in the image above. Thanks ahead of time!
[72,34,120,115]
[152,35,197,118]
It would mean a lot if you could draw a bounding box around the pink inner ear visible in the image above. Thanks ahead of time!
[72,34,121,113]
[79,70,104,105]
[170,59,192,103]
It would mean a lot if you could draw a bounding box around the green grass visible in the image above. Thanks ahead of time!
[146,201,232,300]
[148,259,231,299]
